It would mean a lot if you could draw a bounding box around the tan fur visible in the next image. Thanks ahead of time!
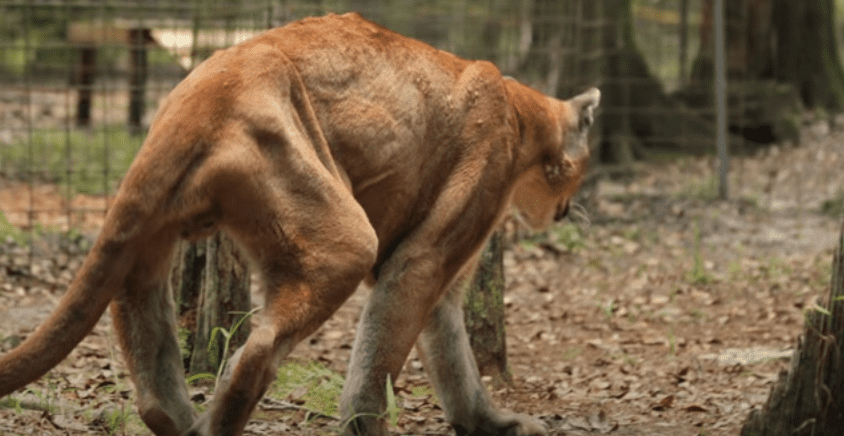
[0,13,599,436]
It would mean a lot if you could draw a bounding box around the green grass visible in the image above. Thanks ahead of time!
[269,360,345,419]
[554,222,586,252]
[678,175,719,201]
[821,191,844,217]
[0,127,143,196]
[0,210,26,244]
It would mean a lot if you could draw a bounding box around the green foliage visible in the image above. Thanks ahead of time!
[599,298,616,321]
[561,346,583,361]
[554,222,586,252]
[0,128,143,196]
[207,306,261,382]
[667,329,677,355]
[270,360,345,419]
[410,385,435,398]
[821,191,844,217]
[101,407,132,436]
[186,372,216,386]
[0,211,26,245]
[0,5,67,75]
[0,396,23,413]
[679,175,719,201]
[178,327,193,362]
[385,374,399,427]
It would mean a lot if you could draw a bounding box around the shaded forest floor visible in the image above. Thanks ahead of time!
[0,119,842,435]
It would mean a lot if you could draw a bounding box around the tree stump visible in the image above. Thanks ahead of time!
[464,231,510,383]
[741,220,844,435]
[172,233,251,375]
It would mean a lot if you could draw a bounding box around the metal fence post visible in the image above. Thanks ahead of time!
[714,0,729,199]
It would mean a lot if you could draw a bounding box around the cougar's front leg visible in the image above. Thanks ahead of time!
[339,251,446,436]
[416,279,547,436]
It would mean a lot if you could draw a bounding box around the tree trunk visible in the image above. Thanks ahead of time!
[691,0,775,85]
[741,221,844,435]
[599,0,721,161]
[517,0,565,94]
[771,0,844,111]
[687,0,844,143]
[173,233,251,375]
[464,231,510,383]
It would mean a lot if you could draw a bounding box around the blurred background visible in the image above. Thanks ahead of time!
[0,0,841,252]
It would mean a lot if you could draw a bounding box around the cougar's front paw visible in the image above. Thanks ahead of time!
[341,415,390,436]
[180,412,210,436]
[501,413,547,436]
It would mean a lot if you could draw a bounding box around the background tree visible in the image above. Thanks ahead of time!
[692,0,844,111]
[587,0,844,162]
[173,234,251,374]
[463,232,509,383]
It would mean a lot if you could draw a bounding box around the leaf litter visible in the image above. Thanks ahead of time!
[1,119,843,435]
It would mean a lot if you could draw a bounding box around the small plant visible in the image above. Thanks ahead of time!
[0,211,27,245]
[762,256,790,281]
[101,407,131,436]
[561,346,583,361]
[600,298,616,321]
[207,307,262,383]
[178,327,193,363]
[821,193,844,217]
[0,396,23,413]
[685,220,714,285]
[679,175,719,201]
[612,352,638,366]
[186,372,216,386]
[410,385,435,398]
[338,375,405,433]
[385,374,400,427]
[728,259,743,280]
[555,222,585,252]
[667,329,677,355]
[689,309,707,322]
[270,360,345,419]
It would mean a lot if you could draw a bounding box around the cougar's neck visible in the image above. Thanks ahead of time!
[502,79,561,177]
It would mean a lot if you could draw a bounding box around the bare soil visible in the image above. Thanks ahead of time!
[0,121,842,435]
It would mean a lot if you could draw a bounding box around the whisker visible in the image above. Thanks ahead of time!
[568,202,591,233]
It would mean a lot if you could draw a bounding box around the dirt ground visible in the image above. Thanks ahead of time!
[0,119,842,436]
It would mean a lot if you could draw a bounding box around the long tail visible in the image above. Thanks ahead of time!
[0,135,188,396]
[0,214,141,395]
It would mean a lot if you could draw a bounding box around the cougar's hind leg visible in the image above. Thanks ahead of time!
[184,161,377,436]
[416,279,546,436]
[109,228,196,436]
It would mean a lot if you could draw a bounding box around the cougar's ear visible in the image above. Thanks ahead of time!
[570,87,601,130]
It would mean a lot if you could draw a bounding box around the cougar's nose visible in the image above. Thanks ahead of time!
[554,201,570,221]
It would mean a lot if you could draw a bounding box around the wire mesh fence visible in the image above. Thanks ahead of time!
[0,0,840,256]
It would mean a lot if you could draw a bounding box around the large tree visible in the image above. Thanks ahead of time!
[585,0,844,162]
[692,0,844,111]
